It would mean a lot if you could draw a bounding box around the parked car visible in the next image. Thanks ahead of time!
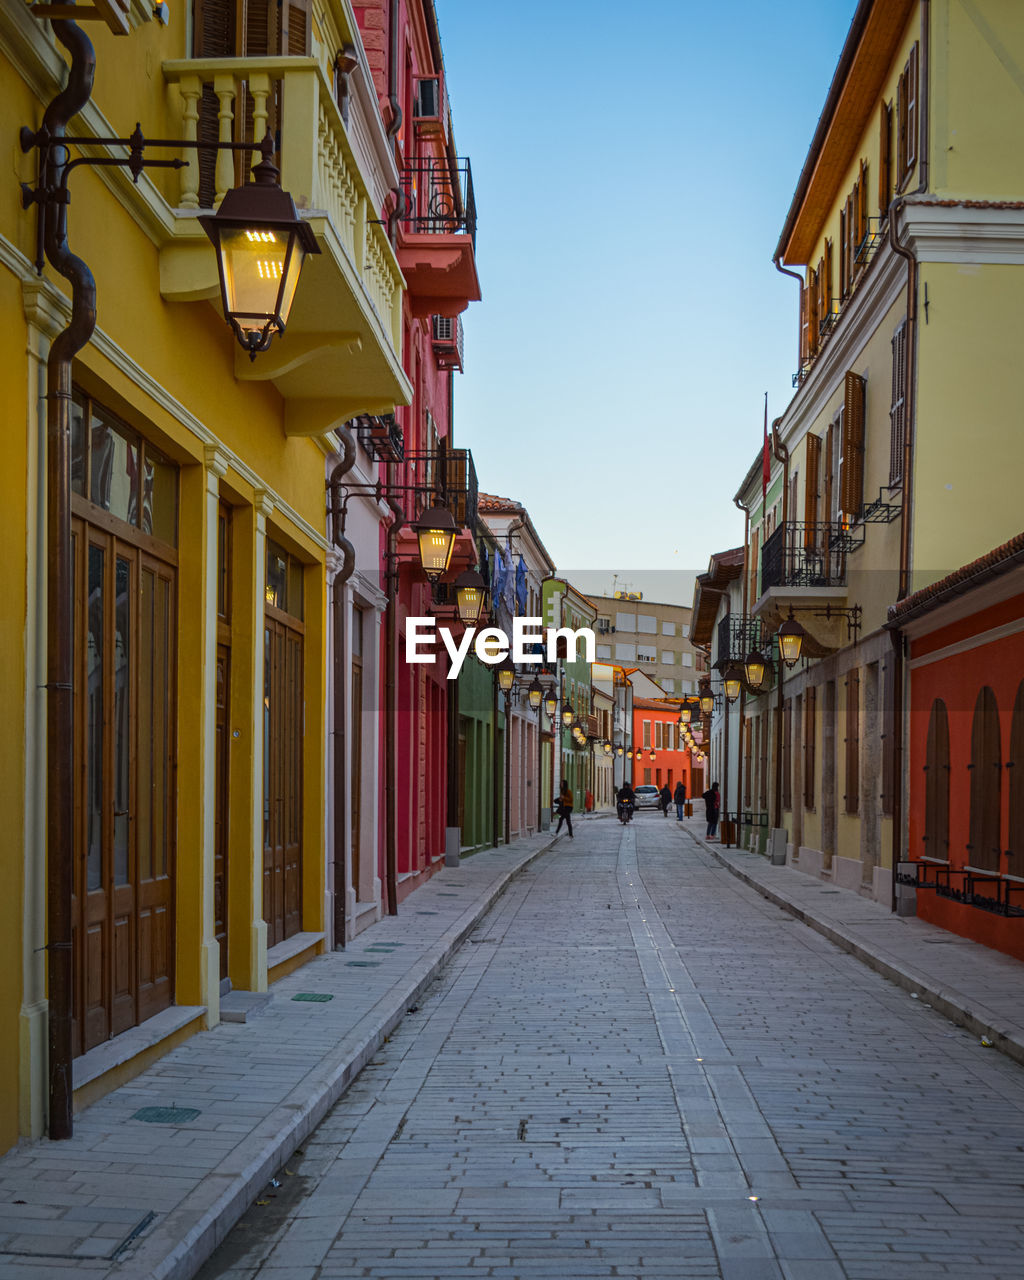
[633,784,661,810]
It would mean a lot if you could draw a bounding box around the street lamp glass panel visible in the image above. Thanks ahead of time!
[649,750,656,761]
[724,667,742,702]
[527,677,543,711]
[497,661,515,693]
[700,692,715,716]
[626,749,633,759]
[744,649,766,690]
[561,706,574,727]
[616,745,623,757]
[679,706,691,724]
[603,741,612,756]
[544,689,557,717]
[413,505,457,580]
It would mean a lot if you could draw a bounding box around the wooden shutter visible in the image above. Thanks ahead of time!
[907,42,919,173]
[804,433,820,545]
[282,0,311,55]
[1009,682,1024,873]
[759,712,769,809]
[880,655,895,815]
[193,0,236,207]
[844,666,860,814]
[839,207,847,299]
[879,100,892,212]
[744,716,752,806]
[816,255,827,335]
[804,685,816,809]
[896,66,908,180]
[823,241,833,324]
[889,321,907,485]
[840,371,865,521]
[857,161,869,253]
[242,0,275,54]
[968,686,1002,871]
[823,420,835,529]
[807,267,819,356]
[782,699,793,810]
[923,698,950,859]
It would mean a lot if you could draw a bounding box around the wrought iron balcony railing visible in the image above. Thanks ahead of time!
[354,413,404,462]
[442,446,478,531]
[761,522,848,591]
[715,616,767,670]
[400,156,477,247]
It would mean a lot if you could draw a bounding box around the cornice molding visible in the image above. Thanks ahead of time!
[903,201,1024,264]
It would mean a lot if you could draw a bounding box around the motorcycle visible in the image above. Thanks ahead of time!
[617,799,634,825]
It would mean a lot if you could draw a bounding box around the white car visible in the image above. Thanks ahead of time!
[633,784,661,810]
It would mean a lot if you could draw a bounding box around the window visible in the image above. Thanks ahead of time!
[615,642,636,662]
[968,686,1001,872]
[637,647,656,664]
[744,719,753,806]
[782,699,793,810]
[923,699,950,861]
[655,723,664,750]
[759,713,769,809]
[615,612,635,632]
[896,42,919,187]
[662,678,676,693]
[661,651,675,665]
[879,99,892,213]
[682,653,693,668]
[881,656,895,815]
[890,320,907,486]
[596,644,612,660]
[643,720,651,748]
[637,614,657,634]
[804,686,817,809]
[662,622,676,636]
[840,372,865,522]
[597,615,612,634]
[644,768,652,785]
[682,624,689,638]
[845,667,860,814]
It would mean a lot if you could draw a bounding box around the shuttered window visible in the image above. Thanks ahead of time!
[759,712,769,809]
[923,699,950,860]
[967,686,1001,872]
[896,43,919,186]
[857,161,869,251]
[804,685,816,810]
[907,43,919,173]
[880,655,895,815]
[823,420,835,528]
[822,240,833,328]
[744,719,752,807]
[804,433,820,546]
[1009,682,1024,874]
[879,100,892,212]
[889,320,907,486]
[839,206,848,300]
[844,666,860,814]
[840,371,865,521]
[805,267,819,357]
[782,699,793,810]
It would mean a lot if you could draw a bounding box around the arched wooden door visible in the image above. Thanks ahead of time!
[923,699,950,861]
[968,686,1001,871]
[1009,682,1024,875]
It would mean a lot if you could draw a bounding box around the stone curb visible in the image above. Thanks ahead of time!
[691,832,1024,1071]
[122,836,559,1280]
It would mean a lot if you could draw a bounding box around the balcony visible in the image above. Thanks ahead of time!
[353,413,404,462]
[442,446,478,532]
[160,56,411,436]
[754,521,850,654]
[432,314,464,372]
[715,616,767,671]
[397,156,480,319]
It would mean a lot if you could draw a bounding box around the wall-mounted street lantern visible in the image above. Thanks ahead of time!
[626,748,634,760]
[198,139,320,360]
[616,745,624,757]
[543,688,558,718]
[497,658,516,695]
[723,666,743,703]
[679,706,691,725]
[454,569,486,625]
[777,612,807,667]
[412,504,458,581]
[744,648,767,691]
[699,683,715,717]
[527,676,544,711]
[603,740,612,756]
[561,705,575,728]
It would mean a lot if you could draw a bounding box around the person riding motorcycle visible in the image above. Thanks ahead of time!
[616,781,636,824]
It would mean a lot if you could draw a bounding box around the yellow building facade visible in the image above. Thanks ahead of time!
[1,0,408,1152]
[727,0,1024,901]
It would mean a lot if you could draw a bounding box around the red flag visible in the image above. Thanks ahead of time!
[761,392,770,502]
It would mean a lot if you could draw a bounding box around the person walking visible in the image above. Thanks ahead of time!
[673,779,687,821]
[703,781,720,840]
[659,784,672,817]
[556,780,574,839]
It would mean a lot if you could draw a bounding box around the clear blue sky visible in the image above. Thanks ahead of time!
[434,0,859,602]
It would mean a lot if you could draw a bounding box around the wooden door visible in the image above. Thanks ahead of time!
[923,698,950,861]
[263,613,304,946]
[72,523,175,1055]
[214,644,230,980]
[968,686,1002,871]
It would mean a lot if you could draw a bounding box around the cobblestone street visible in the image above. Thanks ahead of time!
[199,817,1024,1280]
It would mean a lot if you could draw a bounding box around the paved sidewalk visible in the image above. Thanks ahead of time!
[680,820,1024,1067]
[0,832,558,1280]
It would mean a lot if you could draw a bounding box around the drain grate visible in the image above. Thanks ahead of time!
[132,1106,201,1124]
[416,910,439,915]
[345,960,381,968]
[291,992,334,1002]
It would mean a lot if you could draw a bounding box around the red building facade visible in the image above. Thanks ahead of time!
[631,697,695,798]
[353,0,480,905]
[893,533,1024,961]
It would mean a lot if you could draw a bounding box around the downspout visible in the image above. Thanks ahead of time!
[775,258,805,376]
[733,496,750,838]
[327,429,358,949]
[385,0,407,245]
[42,17,97,1143]
[383,493,404,914]
[772,421,789,833]
[887,0,930,908]
[491,673,500,847]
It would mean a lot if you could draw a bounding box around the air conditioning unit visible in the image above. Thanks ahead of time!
[432,313,464,372]
[413,76,446,137]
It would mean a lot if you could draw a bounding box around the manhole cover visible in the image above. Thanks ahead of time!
[292,992,334,1002]
[345,960,381,967]
[132,1106,201,1124]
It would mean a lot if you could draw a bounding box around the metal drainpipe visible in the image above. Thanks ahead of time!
[327,429,358,949]
[886,0,930,909]
[491,674,500,847]
[40,16,97,1142]
[383,493,404,914]
[385,0,407,246]
[733,496,750,839]
[775,257,806,376]
[771,421,789,833]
